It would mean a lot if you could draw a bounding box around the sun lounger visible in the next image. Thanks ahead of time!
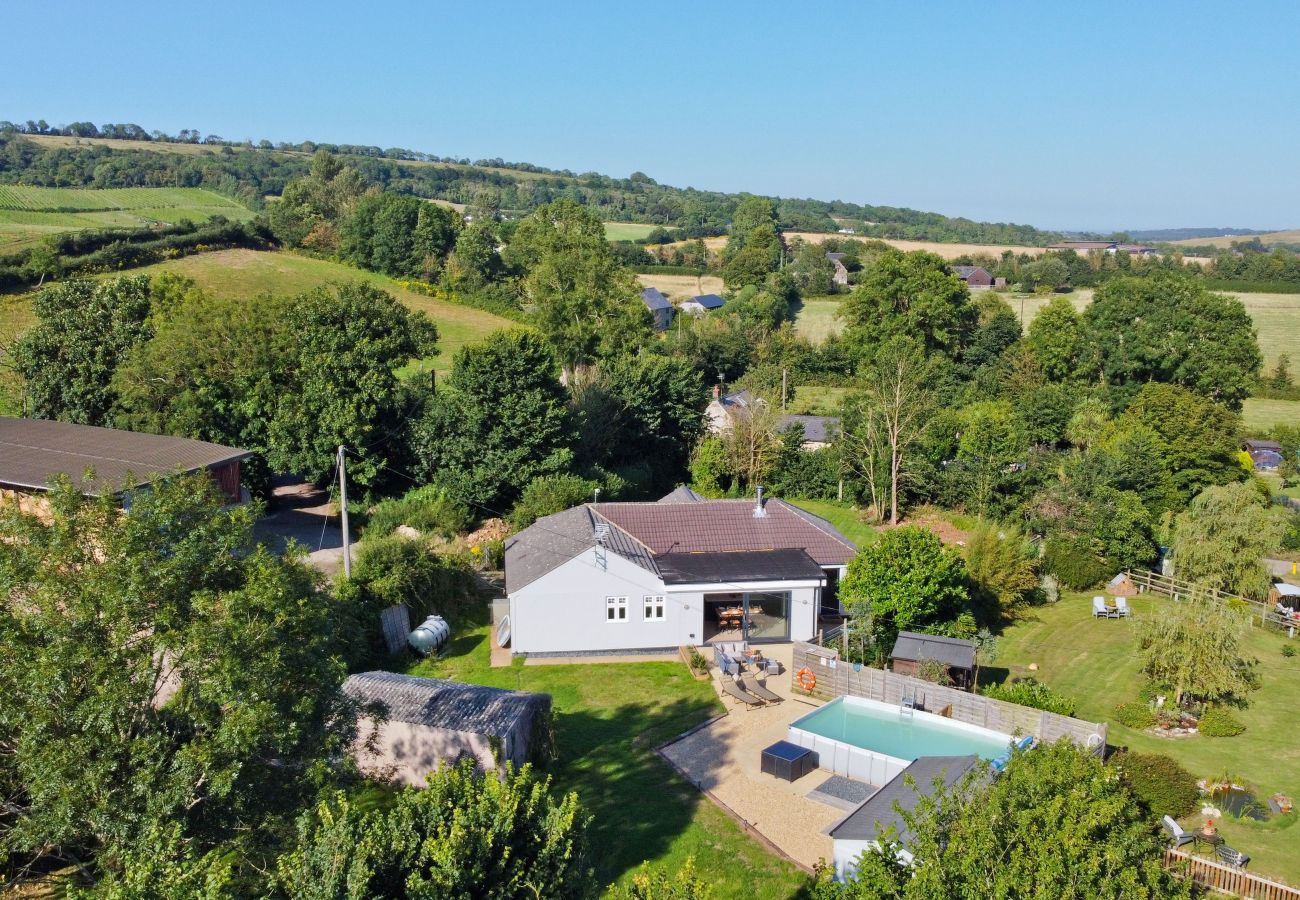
[1115,597,1131,617]
[1216,844,1249,868]
[1162,815,1195,848]
[720,676,764,709]
[1092,596,1110,618]
[740,674,783,704]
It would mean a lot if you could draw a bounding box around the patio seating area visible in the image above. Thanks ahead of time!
[1092,595,1132,618]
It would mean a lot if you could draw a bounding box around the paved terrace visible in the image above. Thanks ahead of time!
[658,644,848,871]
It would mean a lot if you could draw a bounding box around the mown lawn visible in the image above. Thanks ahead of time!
[604,222,659,242]
[1243,397,1300,432]
[992,592,1300,885]
[790,295,842,344]
[408,616,809,898]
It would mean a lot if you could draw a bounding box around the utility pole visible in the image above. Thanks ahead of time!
[337,445,351,579]
[781,367,788,413]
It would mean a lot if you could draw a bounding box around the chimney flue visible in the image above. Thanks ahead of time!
[753,485,767,518]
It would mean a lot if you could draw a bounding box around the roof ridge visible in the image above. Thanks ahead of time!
[588,506,658,559]
[770,499,858,551]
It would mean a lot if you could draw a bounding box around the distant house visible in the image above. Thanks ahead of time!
[504,489,856,655]
[680,293,725,314]
[343,671,551,784]
[1115,243,1158,256]
[779,414,840,450]
[829,755,983,878]
[826,252,849,287]
[890,631,976,690]
[1244,439,1285,471]
[705,388,752,433]
[951,265,993,289]
[0,416,250,514]
[640,287,674,331]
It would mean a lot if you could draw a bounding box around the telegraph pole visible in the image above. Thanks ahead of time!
[337,445,352,579]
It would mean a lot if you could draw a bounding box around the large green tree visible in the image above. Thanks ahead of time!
[814,740,1189,899]
[1171,481,1289,599]
[412,329,574,508]
[267,282,438,486]
[340,192,461,280]
[267,150,368,250]
[274,760,592,900]
[1119,382,1242,503]
[839,250,975,360]
[1138,596,1257,706]
[0,475,358,892]
[839,526,969,652]
[1024,295,1084,381]
[14,276,160,425]
[507,199,649,373]
[1082,274,1262,410]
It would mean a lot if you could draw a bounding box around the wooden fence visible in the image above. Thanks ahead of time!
[1126,569,1298,637]
[790,643,1106,753]
[1163,848,1300,899]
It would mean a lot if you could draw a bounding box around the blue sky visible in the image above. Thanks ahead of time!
[4,1,1298,231]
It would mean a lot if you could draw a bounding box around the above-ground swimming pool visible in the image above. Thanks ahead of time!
[788,695,1012,785]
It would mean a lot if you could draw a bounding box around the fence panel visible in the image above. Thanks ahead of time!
[1163,848,1300,899]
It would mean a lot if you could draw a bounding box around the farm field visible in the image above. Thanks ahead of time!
[782,231,1051,260]
[1169,228,1300,250]
[788,385,849,416]
[604,221,659,242]
[636,271,724,300]
[993,593,1300,887]
[1243,398,1300,431]
[791,295,843,343]
[0,250,513,383]
[0,185,255,253]
[408,612,808,898]
[794,286,1297,369]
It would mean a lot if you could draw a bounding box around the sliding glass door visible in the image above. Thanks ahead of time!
[704,591,792,642]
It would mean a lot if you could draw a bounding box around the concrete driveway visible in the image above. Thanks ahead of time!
[253,478,348,576]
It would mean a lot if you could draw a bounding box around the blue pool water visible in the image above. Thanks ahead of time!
[792,696,1011,762]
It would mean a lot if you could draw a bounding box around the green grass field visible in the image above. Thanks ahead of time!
[0,186,255,253]
[408,614,808,898]
[787,385,849,416]
[1243,398,1300,432]
[604,222,659,242]
[790,499,878,548]
[791,296,842,344]
[993,593,1300,886]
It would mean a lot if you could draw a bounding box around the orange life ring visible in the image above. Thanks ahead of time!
[796,667,816,692]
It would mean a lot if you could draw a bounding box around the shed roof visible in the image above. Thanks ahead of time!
[0,416,251,496]
[952,265,990,279]
[829,755,982,842]
[641,287,672,311]
[658,485,706,503]
[891,631,976,670]
[656,548,826,585]
[343,671,549,735]
[690,293,725,309]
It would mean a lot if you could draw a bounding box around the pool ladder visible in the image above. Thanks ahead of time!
[900,691,916,720]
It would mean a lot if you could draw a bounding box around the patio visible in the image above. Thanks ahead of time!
[659,643,864,870]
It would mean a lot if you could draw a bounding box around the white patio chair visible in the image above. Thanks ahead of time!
[1092,596,1109,618]
[1115,597,1131,617]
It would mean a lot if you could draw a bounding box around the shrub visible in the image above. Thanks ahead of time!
[350,535,478,616]
[1042,535,1111,590]
[1198,706,1246,737]
[1284,644,1297,658]
[1111,752,1201,817]
[1114,702,1158,730]
[508,474,599,530]
[982,677,1076,716]
[365,484,473,539]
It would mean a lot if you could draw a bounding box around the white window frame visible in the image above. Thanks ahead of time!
[605,596,628,623]
[643,595,666,622]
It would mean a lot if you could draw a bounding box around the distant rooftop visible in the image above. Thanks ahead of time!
[0,416,251,496]
[891,631,976,670]
[690,293,725,309]
[640,286,672,311]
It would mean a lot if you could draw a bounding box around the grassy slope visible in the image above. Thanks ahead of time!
[993,593,1300,885]
[604,222,659,242]
[408,619,807,898]
[789,499,878,548]
[1169,229,1300,249]
[1243,398,1300,432]
[126,250,513,373]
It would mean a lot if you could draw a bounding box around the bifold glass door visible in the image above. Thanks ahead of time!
[744,591,790,641]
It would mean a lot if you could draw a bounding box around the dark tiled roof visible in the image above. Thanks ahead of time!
[691,293,725,309]
[504,505,657,593]
[891,631,976,669]
[952,265,991,280]
[0,416,251,496]
[592,498,855,565]
[779,415,840,444]
[830,755,982,843]
[641,287,672,311]
[343,671,549,735]
[656,548,826,585]
[1245,439,1283,452]
[658,486,706,503]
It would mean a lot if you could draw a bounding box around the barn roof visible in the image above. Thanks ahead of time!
[0,416,251,496]
[891,631,976,670]
[779,414,840,444]
[343,671,549,735]
[690,293,725,309]
[641,287,672,311]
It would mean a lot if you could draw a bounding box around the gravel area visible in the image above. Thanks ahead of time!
[659,644,843,870]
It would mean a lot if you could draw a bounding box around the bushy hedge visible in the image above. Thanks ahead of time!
[1111,751,1201,817]
[1198,706,1246,737]
[508,474,601,530]
[349,535,479,617]
[364,484,473,539]
[1114,702,1158,730]
[1042,535,1112,590]
[982,677,1076,716]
